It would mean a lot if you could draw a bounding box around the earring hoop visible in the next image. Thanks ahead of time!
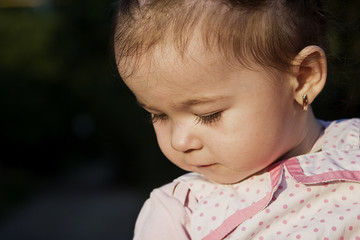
[302,94,309,111]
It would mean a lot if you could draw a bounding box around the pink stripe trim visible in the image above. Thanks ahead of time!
[202,164,283,240]
[285,157,360,183]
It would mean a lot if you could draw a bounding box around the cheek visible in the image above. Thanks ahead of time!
[153,125,168,149]
[153,125,175,160]
[212,111,274,156]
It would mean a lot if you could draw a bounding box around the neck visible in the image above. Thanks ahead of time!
[281,108,323,160]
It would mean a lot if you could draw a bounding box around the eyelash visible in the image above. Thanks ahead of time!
[150,113,168,124]
[195,112,222,125]
[150,112,223,125]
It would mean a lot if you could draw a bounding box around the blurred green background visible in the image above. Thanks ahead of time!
[0,0,359,239]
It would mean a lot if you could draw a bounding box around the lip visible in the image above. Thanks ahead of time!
[193,163,216,168]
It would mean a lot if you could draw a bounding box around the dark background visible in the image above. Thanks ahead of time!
[0,0,359,239]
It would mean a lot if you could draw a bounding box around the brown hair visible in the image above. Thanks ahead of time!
[113,0,328,78]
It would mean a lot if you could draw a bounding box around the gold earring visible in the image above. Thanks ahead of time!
[302,94,309,111]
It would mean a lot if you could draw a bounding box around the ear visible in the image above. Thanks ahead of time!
[291,45,327,109]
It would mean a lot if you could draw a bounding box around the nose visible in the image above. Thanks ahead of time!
[171,121,203,153]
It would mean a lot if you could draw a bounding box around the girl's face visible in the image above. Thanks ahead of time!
[123,43,305,184]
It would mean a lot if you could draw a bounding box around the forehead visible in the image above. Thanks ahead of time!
[122,41,282,101]
[123,34,239,90]
[123,40,285,112]
[123,45,228,109]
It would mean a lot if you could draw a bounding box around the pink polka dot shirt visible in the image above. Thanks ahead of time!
[134,119,360,240]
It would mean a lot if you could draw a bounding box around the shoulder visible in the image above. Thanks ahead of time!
[133,174,198,240]
[285,118,360,184]
[320,118,360,147]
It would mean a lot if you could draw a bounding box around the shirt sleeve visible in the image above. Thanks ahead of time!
[133,182,192,240]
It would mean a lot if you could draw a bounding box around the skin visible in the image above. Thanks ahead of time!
[119,39,325,184]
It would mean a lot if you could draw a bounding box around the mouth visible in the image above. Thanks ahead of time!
[193,163,216,168]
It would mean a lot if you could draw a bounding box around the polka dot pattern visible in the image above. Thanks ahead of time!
[185,167,275,238]
[299,149,360,176]
[298,119,360,176]
[223,171,360,240]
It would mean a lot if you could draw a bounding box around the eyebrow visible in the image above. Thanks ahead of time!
[137,100,158,112]
[137,95,228,111]
[180,96,228,106]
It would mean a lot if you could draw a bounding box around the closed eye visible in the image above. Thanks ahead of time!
[195,111,222,125]
[148,111,223,125]
[150,113,168,123]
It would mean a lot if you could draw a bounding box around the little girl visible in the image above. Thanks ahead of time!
[113,0,360,239]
